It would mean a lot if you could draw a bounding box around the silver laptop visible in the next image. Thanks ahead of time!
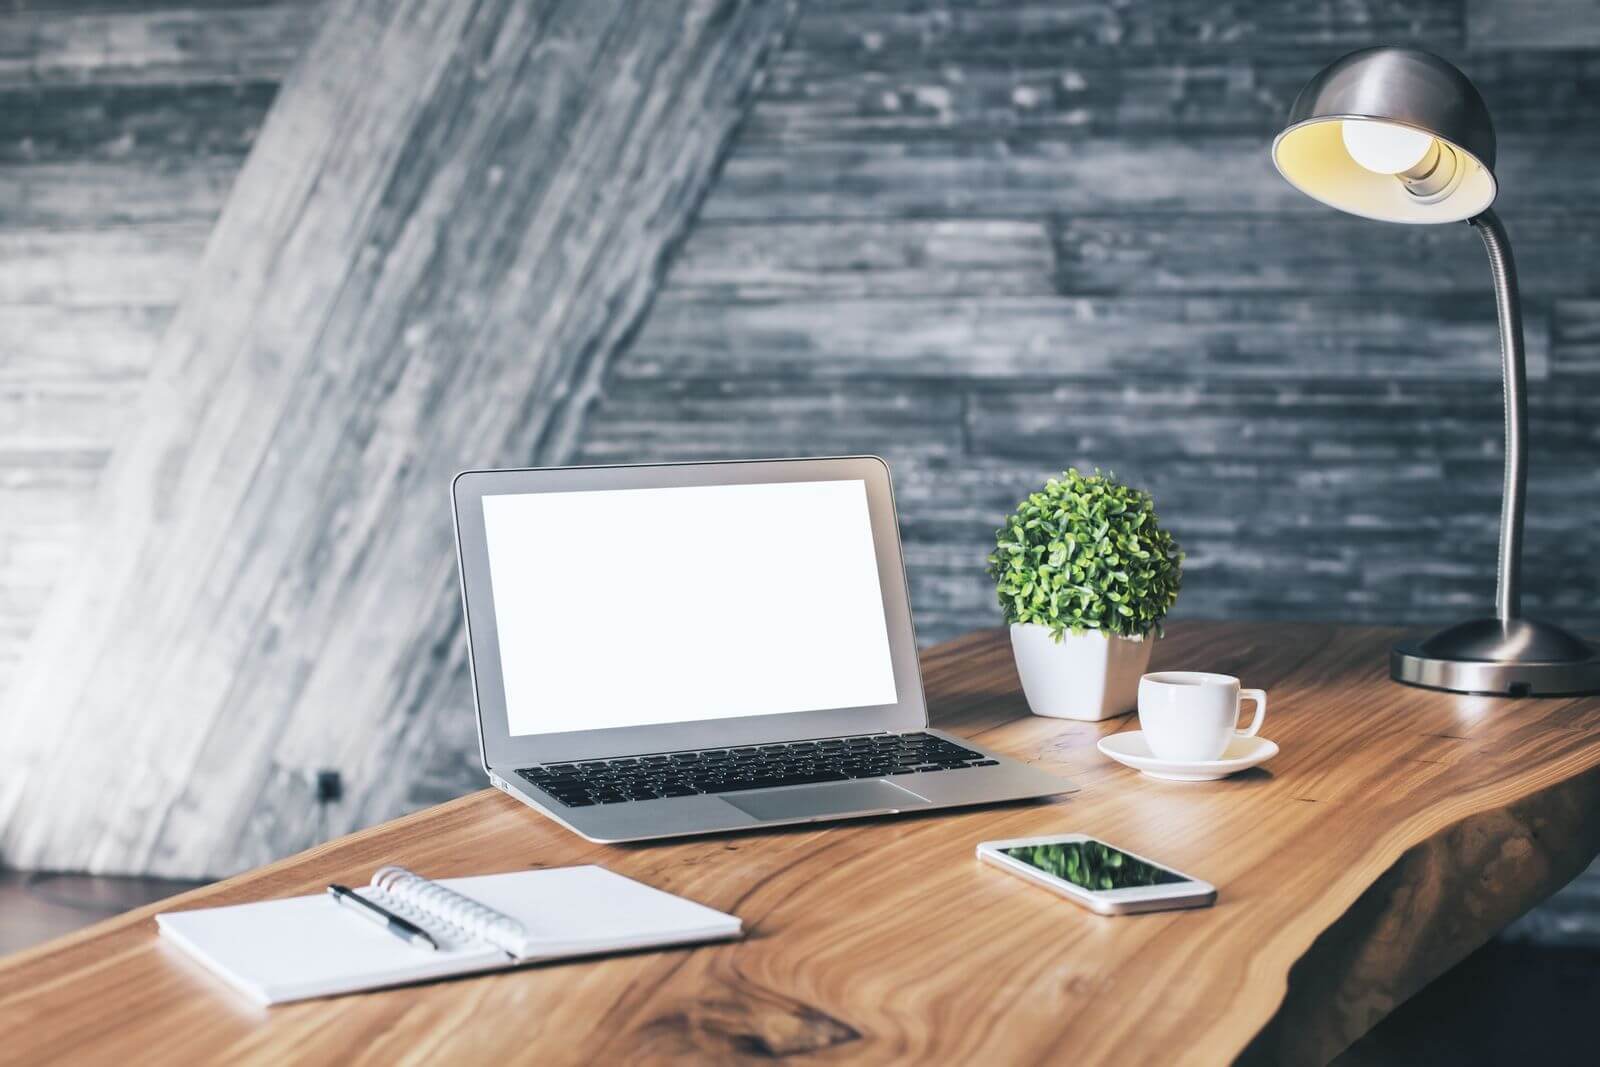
[451,456,1075,842]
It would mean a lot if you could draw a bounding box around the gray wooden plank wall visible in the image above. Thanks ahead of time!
[577,0,1600,650]
[0,0,322,703]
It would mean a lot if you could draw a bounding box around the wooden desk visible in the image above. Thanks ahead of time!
[4,622,1599,1065]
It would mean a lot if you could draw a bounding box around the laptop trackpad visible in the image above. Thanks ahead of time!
[723,779,929,822]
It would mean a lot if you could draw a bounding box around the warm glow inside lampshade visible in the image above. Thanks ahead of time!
[1273,118,1496,223]
[1270,47,1500,225]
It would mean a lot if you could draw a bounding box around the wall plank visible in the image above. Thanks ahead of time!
[1052,214,1600,297]
[621,294,1549,381]
[700,134,1600,221]
[669,219,1056,298]
[0,1,322,89]
[572,379,966,465]
[0,304,167,379]
[0,83,278,164]
[751,46,1600,144]
[0,157,237,227]
[1467,0,1600,50]
[0,223,209,305]
[1552,300,1600,376]
[656,214,1593,307]
[789,1,1463,54]
[962,380,1597,463]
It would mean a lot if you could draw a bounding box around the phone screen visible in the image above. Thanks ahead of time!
[1002,839,1186,891]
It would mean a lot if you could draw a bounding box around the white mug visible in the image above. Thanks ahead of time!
[1137,671,1267,763]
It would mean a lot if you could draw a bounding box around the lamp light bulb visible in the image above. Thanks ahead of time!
[1341,120,1436,175]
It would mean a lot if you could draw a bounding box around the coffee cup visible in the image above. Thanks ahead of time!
[1137,671,1267,763]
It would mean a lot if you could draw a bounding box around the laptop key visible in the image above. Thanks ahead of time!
[696,770,847,793]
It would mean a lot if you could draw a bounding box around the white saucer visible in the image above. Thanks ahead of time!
[1096,731,1279,782]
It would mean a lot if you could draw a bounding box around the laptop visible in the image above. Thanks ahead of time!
[451,456,1075,842]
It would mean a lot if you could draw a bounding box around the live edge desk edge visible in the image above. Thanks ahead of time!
[2,621,1598,1066]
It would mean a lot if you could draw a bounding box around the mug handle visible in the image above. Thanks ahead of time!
[1236,689,1267,736]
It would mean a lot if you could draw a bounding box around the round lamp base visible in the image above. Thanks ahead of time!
[1391,617,1600,697]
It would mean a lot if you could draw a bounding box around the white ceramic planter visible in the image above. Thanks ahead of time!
[1009,623,1154,721]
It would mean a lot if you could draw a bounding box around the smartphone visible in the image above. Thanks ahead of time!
[976,833,1217,915]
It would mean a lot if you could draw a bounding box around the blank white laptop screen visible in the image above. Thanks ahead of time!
[480,479,899,737]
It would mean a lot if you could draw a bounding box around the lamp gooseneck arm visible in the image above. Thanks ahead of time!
[1469,208,1527,622]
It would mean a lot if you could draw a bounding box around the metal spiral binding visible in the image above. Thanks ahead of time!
[370,865,529,955]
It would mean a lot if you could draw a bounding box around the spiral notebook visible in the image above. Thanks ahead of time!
[156,865,741,1005]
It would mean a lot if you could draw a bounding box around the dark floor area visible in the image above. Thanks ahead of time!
[1334,940,1599,1066]
[0,869,205,957]
[1,872,1596,1062]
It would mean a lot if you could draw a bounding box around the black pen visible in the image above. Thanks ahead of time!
[327,884,439,951]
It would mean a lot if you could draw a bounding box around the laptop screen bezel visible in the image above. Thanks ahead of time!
[451,457,928,771]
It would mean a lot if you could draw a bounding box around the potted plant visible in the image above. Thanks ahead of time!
[988,469,1182,720]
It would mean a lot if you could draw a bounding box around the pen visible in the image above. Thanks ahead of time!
[328,884,439,951]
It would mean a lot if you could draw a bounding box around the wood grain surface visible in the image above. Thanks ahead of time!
[2,621,1596,1066]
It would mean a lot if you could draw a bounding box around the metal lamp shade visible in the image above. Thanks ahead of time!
[1271,47,1498,224]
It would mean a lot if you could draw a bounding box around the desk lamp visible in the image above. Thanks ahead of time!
[1272,47,1600,696]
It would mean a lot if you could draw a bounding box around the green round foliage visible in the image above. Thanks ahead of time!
[987,469,1182,641]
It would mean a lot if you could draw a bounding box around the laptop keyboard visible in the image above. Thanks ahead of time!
[514,732,999,808]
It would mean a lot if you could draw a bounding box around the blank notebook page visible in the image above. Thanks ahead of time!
[157,893,503,1004]
[439,867,741,959]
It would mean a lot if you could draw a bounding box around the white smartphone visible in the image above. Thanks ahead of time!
[976,833,1217,915]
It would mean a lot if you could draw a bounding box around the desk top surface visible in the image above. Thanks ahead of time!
[4,621,1599,1066]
